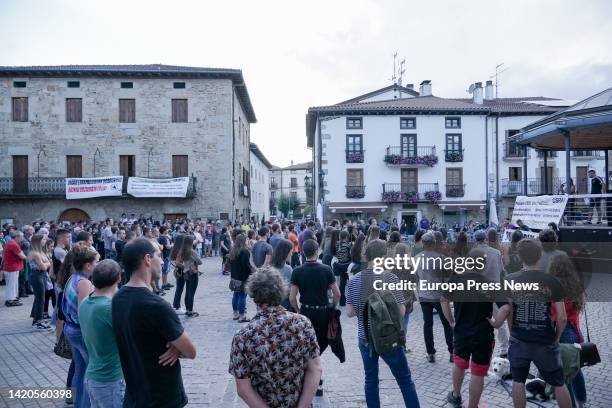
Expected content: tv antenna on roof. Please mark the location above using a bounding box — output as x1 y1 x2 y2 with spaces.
398 59 406 87
489 63 509 98
390 52 398 84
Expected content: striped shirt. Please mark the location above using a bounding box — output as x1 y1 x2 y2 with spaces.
335 242 351 264
346 269 405 340
62 272 88 326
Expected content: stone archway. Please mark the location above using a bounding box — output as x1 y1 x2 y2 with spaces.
58 208 91 224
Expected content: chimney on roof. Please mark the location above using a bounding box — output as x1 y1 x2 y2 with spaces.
485 80 494 100
472 82 483 105
291 160 294 166
419 80 432 96
406 84 414 90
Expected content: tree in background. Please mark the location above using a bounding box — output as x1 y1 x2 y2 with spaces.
277 193 300 218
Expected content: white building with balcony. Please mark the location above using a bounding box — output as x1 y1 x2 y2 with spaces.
249 143 272 223
306 81 605 229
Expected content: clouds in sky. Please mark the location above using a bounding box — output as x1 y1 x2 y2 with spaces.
1 0 611 166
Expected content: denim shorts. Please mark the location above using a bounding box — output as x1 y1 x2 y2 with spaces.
508 338 564 386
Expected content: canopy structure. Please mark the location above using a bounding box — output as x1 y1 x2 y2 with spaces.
511 88 612 150
510 88 612 196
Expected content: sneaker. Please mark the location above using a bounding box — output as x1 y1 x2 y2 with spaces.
163 283 174 289
446 391 462 408
33 321 51 330
42 313 50 319
6 300 22 307
238 317 250 323
186 311 200 317
174 308 186 315
233 313 240 320
427 353 436 363
316 387 324 397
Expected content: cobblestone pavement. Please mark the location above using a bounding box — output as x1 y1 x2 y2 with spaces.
1 256 611 407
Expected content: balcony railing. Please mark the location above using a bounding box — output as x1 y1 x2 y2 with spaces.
345 150 365 163
444 149 464 162
537 150 558 159
0 177 197 198
384 146 438 167
572 151 603 158
346 185 365 199
382 183 440 203
446 184 465 198
269 182 278 189
501 177 565 196
503 142 530 159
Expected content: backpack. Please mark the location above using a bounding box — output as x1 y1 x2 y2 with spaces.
363 291 405 355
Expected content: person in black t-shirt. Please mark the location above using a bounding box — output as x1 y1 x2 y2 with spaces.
441 248 510 408
290 239 340 398
158 226 173 290
220 227 232 275
112 238 197 408
488 239 572 408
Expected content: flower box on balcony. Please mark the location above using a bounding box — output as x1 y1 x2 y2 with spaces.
383 154 438 167
346 152 364 163
382 190 402 203
424 190 442 203
445 151 463 162
346 189 365 199
446 186 465 198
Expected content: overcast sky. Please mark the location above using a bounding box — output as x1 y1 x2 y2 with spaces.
1 0 611 167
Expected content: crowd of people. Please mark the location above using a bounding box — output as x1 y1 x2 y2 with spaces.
0 214 590 408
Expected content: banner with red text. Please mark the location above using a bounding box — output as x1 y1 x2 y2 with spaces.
66 177 123 199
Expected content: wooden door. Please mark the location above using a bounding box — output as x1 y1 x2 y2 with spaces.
401 168 418 193
172 155 188 177
119 155 135 192
66 155 83 178
59 208 91 224
12 155 28 193
576 166 588 194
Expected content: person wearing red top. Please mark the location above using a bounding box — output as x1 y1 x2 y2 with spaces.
287 224 300 268
3 231 27 306
549 254 588 408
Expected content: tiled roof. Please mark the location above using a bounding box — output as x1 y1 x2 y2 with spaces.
452 97 565 114
337 84 419 104
310 95 489 114
271 162 312 171
0 64 257 122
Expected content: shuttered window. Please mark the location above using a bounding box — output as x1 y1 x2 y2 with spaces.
120 155 135 192
66 99 83 122
172 155 188 177
347 169 363 187
66 156 83 178
119 99 136 123
172 99 188 123
446 168 463 185
12 97 28 122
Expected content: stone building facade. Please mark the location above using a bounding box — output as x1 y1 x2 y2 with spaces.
0 65 256 225
249 143 272 223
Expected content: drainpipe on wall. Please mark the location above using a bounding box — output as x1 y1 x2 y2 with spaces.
495 115 499 201
485 116 489 220
231 86 236 223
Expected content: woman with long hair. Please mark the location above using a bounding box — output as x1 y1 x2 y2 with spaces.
321 226 335 266
43 238 56 319
386 231 402 257
28 234 52 329
62 242 98 408
171 234 202 317
55 250 76 405
348 232 366 275
269 238 294 311
229 234 253 321
503 230 524 273
548 255 587 407
451 231 469 258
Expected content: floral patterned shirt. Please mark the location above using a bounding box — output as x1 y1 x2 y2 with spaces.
229 305 320 408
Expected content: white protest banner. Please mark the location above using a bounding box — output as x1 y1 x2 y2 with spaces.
510 195 568 230
127 177 190 198
66 177 123 200
501 228 540 243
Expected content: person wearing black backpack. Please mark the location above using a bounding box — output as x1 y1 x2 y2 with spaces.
346 239 420 408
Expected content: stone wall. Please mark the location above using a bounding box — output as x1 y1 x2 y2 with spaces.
0 76 249 223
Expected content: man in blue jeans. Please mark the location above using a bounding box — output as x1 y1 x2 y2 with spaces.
346 239 420 408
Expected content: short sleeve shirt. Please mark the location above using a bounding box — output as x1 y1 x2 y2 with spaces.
505 269 564 344
290 262 335 306
346 269 406 340
3 239 24 272
252 240 273 268
229 306 319 408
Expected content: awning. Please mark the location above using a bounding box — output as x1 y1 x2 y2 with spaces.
328 205 388 213
511 88 612 150
438 203 486 211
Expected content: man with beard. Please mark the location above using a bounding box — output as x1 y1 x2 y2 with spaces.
112 238 197 407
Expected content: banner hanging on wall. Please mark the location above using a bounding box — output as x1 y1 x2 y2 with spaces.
127 177 190 198
65 177 123 200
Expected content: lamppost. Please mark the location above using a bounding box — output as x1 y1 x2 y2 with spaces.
37 145 46 178
93 148 102 177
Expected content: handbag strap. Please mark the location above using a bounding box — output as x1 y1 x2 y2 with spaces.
583 301 591 343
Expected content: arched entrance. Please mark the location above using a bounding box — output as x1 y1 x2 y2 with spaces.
58 208 91 224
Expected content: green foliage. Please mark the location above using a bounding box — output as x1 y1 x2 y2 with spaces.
277 193 300 217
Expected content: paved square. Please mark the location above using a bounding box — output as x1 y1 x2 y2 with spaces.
1 257 611 407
